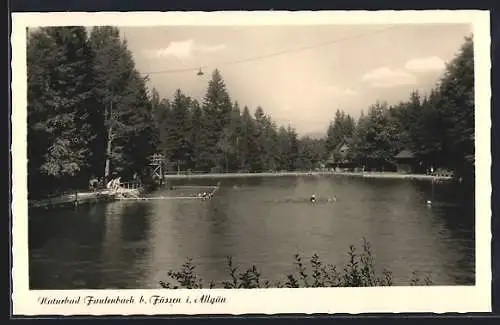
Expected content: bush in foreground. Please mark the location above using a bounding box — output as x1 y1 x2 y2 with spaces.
159 238 433 289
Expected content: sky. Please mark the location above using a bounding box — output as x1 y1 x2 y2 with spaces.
119 24 472 136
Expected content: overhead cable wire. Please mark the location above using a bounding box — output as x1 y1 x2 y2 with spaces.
141 25 400 75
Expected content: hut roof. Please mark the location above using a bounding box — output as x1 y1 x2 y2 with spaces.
394 149 415 159
334 137 353 152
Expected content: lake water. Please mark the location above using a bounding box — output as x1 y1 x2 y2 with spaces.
28 175 475 289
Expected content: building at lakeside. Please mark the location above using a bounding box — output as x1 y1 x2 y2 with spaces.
325 138 357 171
324 142 447 175
393 149 417 174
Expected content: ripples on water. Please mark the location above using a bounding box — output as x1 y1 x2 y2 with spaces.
28 175 475 289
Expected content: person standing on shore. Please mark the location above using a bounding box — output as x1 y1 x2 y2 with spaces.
89 176 98 192
114 177 122 190
133 172 139 188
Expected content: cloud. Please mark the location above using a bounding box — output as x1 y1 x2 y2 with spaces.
361 56 445 89
404 56 446 73
156 40 194 58
144 40 227 59
344 88 358 96
361 67 417 88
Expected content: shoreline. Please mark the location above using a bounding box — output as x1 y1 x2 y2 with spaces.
164 171 454 181
28 172 453 211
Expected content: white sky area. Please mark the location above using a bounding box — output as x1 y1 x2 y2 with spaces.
119 24 472 136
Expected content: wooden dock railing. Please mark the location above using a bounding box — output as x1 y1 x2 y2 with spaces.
119 181 141 189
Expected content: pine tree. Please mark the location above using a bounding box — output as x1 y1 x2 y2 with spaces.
287 125 300 171
276 126 290 171
150 87 162 122
253 106 266 171
202 69 233 171
343 114 356 139
157 98 171 162
325 109 351 154
225 101 243 171
164 89 192 171
189 99 204 170
412 89 444 167
240 106 258 171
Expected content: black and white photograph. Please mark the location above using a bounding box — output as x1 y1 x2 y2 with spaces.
11 10 491 315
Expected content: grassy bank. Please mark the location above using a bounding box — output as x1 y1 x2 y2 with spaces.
160 238 433 289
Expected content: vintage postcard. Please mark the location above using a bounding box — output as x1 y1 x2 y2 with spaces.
11 10 491 315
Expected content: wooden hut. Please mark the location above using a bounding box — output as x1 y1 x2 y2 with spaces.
326 138 356 170
394 149 416 173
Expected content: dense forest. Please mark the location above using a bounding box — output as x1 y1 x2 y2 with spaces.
27 26 474 198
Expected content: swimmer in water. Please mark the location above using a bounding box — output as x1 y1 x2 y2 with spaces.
310 194 316 203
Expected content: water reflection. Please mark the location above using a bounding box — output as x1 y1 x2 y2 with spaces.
29 176 475 289
99 202 153 288
29 204 107 289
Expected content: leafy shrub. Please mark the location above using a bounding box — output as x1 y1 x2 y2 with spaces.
160 238 432 289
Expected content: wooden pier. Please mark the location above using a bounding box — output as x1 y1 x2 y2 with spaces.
118 196 204 201
117 184 220 202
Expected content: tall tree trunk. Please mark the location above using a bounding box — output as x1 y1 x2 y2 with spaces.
104 102 113 182
225 152 228 173
235 136 240 169
104 127 113 181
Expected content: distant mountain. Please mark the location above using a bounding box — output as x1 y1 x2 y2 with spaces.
301 132 325 139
